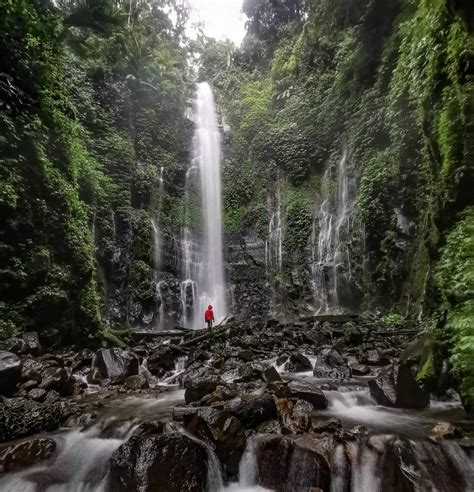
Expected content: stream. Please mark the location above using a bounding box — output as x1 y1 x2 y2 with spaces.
1 364 473 492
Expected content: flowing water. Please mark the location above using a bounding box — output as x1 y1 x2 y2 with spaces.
180 82 227 328
311 148 358 313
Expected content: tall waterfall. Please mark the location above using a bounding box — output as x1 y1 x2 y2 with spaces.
311 148 357 313
180 82 226 328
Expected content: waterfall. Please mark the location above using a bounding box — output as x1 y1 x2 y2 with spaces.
311 148 357 313
151 167 164 273
180 82 227 328
266 183 283 272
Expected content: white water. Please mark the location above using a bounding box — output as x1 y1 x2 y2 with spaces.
311 148 357 312
181 82 227 328
265 182 283 272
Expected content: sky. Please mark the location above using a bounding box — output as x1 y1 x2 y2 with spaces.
188 0 247 44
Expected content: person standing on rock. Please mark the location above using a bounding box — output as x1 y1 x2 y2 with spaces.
205 305 214 329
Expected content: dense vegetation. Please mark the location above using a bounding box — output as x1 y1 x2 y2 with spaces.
0 0 190 344
0 0 472 407
202 0 473 407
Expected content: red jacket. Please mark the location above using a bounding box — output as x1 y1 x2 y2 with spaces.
205 306 214 321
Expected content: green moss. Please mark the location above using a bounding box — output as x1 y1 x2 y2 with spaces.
100 328 128 348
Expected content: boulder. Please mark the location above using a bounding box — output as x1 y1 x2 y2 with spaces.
342 323 363 345
226 393 277 428
147 348 176 374
20 379 39 392
28 388 48 402
39 367 75 396
313 349 350 379
124 375 149 391
0 396 62 442
19 332 42 357
430 422 461 440
275 380 328 409
256 435 331 491
92 349 139 384
368 364 430 409
363 349 390 366
132 420 167 437
0 437 56 473
287 353 313 372
264 366 282 384
236 362 265 382
0 350 21 396
184 377 219 404
184 407 245 477
21 358 44 383
107 433 210 491
349 362 370 376
238 350 253 362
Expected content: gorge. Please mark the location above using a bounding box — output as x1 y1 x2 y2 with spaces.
0 0 473 490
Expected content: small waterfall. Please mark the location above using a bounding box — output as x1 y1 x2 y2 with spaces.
151 167 165 273
155 280 166 330
265 181 284 272
180 82 227 328
311 148 357 313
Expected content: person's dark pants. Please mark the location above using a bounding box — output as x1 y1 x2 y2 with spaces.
207 320 213 329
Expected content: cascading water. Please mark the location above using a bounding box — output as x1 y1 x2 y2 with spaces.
151 166 164 273
265 183 283 272
311 148 357 313
180 82 226 328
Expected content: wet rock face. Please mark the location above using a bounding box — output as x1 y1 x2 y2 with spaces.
0 396 62 442
256 435 331 491
184 376 219 404
368 364 430 409
184 407 245 478
92 349 139 384
0 350 21 396
107 433 210 492
0 437 56 473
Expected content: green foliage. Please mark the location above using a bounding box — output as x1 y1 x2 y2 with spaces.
283 187 312 251
382 313 405 325
435 207 474 411
0 0 189 344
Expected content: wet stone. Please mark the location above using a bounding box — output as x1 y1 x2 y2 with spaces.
0 437 56 473
107 432 210 492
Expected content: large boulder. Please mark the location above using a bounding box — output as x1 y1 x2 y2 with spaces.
0 395 62 442
256 435 331 491
287 353 313 372
236 362 265 382
184 407 245 477
313 348 350 379
226 393 277 428
147 347 176 375
184 376 220 404
0 350 21 396
92 349 139 384
0 437 56 473
272 380 328 409
39 367 75 396
368 364 430 409
107 433 210 491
